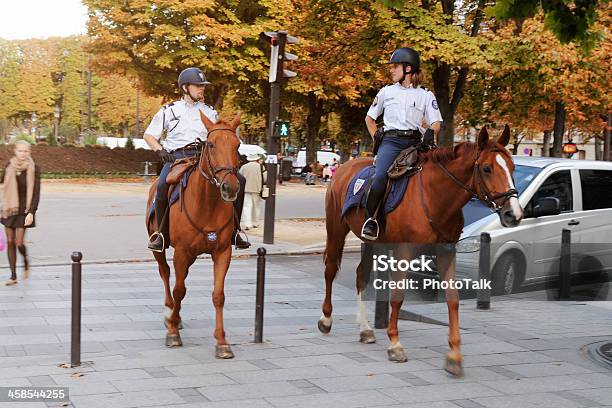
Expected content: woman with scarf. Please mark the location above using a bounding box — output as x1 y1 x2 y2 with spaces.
1 140 41 285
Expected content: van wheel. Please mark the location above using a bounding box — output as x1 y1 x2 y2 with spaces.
492 253 523 295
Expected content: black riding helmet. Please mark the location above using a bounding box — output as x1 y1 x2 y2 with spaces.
178 67 210 102
178 67 211 87
388 47 420 84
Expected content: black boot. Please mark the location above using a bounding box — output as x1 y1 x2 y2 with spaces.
232 230 251 249
361 187 385 241
231 173 250 249
148 198 169 252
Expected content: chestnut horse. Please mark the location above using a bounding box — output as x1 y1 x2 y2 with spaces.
319 126 524 376
146 113 241 359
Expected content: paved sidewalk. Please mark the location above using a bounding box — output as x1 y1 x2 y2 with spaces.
0 255 611 408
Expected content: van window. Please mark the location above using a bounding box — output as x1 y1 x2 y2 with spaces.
527 170 573 215
580 169 612 210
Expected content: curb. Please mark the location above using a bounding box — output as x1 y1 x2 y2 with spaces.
1 246 362 269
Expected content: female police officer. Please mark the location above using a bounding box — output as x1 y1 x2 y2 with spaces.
362 47 443 240
144 67 250 251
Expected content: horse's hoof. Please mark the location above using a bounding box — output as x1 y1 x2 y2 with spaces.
318 318 332 334
215 344 235 359
164 318 183 330
165 334 182 347
387 346 408 363
444 357 464 377
359 330 376 344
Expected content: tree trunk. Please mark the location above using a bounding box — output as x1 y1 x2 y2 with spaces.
551 101 565 157
429 0 485 147
542 130 551 157
306 92 323 165
604 113 611 161
594 135 602 160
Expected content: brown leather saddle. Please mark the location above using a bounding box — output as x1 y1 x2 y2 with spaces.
386 146 421 180
166 157 198 185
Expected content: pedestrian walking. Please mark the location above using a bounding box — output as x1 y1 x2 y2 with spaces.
239 153 267 230
2 140 41 286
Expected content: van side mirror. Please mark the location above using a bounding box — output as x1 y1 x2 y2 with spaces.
534 197 560 217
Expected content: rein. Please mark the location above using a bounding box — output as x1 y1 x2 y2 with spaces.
196 128 240 188
417 148 518 243
173 128 241 241
433 149 518 212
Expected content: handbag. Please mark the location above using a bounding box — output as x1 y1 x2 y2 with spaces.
260 164 269 199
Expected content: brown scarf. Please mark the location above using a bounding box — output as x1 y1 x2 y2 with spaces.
2 156 35 218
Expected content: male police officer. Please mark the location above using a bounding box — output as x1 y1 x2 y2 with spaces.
144 67 250 251
362 47 443 240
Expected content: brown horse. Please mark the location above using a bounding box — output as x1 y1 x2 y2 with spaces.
319 126 523 376
146 113 241 359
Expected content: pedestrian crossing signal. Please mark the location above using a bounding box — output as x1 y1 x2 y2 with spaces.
274 121 290 138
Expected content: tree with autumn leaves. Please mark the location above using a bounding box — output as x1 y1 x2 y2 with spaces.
0 36 161 142
2 0 609 158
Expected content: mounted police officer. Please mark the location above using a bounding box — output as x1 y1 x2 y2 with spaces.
144 67 250 252
362 47 443 240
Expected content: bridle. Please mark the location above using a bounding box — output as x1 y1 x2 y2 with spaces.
189 128 240 189
433 148 518 213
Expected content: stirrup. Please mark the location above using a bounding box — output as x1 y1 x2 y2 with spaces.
148 231 165 253
361 217 379 241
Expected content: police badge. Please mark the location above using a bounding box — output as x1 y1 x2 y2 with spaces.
353 179 365 195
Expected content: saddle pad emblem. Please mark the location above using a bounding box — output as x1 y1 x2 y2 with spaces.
207 232 217 242
353 178 365 195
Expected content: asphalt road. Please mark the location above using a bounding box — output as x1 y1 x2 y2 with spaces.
3 181 328 268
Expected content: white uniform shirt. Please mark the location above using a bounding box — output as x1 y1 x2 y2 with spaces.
366 83 442 133
144 99 218 151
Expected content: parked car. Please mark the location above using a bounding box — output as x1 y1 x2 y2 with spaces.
454 156 612 295
292 150 340 174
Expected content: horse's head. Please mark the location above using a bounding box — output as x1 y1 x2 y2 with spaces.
199 112 241 202
475 125 524 227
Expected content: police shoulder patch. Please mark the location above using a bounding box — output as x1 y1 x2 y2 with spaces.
372 96 378 107
432 99 439 110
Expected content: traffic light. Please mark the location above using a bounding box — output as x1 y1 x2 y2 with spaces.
273 121 290 139
262 30 298 83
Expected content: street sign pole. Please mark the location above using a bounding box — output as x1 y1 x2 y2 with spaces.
262 30 298 245
264 82 280 244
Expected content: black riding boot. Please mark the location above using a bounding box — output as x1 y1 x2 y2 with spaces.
361 187 385 241
148 198 169 252
232 173 250 249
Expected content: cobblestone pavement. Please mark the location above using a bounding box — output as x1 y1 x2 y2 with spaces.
0 254 610 407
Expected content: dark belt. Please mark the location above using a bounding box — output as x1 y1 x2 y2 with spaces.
171 147 200 154
383 129 422 139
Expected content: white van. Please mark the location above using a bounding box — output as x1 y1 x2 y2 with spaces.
455 157 612 294
292 150 340 173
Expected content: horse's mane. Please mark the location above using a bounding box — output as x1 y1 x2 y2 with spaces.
420 141 478 164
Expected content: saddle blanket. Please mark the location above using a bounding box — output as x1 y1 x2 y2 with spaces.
147 167 195 223
341 165 410 218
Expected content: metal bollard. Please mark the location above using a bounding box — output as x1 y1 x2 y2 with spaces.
254 247 266 343
71 252 83 367
477 233 491 310
559 229 571 300
373 245 389 329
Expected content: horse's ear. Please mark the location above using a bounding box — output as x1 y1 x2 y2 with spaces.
230 115 241 131
199 110 216 131
497 124 511 147
477 126 489 149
